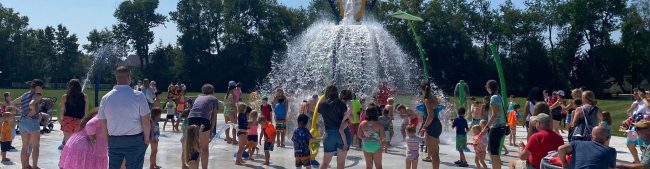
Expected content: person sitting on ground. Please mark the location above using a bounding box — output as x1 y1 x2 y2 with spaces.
558 126 616 169
510 113 563 169
39 104 51 133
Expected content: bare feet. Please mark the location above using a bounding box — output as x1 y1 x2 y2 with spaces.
235 160 247 165
225 138 232 144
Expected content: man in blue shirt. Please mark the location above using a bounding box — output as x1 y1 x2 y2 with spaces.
558 125 616 169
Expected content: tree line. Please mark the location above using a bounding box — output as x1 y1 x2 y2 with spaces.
0 0 648 97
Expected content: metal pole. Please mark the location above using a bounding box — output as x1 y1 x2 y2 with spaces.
94 59 103 107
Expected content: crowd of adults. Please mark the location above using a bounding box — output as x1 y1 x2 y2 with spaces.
1 65 650 169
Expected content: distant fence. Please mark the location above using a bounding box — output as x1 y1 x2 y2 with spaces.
11 82 113 90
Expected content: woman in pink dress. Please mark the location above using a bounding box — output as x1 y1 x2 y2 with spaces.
59 110 108 169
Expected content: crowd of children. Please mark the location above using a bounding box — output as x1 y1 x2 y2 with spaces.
171 82 528 169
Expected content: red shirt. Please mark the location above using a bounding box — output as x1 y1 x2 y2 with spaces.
525 130 564 168
261 104 273 122
375 85 394 105
409 118 418 126
549 96 558 105
263 122 276 142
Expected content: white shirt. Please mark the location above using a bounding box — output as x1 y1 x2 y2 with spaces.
639 107 650 117
634 101 649 116
98 85 150 136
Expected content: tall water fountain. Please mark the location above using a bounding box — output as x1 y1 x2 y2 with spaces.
259 0 443 139
261 0 419 97
81 43 128 106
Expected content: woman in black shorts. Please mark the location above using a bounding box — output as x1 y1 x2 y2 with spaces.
187 84 219 169
420 83 441 169
480 80 507 169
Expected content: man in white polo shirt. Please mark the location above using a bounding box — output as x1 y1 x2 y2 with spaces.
99 66 151 169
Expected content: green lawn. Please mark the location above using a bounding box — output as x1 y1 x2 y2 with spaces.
1 88 245 115
392 95 632 136
1 88 634 136
441 96 632 136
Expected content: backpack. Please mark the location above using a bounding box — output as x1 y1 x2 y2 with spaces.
571 106 599 141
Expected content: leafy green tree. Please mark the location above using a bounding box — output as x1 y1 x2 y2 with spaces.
0 3 29 82
170 0 224 89
52 25 85 82
114 0 167 72
147 42 183 86
622 4 650 84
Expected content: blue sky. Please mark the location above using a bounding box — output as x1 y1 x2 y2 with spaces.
0 0 528 50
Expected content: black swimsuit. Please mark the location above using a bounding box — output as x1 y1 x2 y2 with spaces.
425 106 442 138
189 152 199 161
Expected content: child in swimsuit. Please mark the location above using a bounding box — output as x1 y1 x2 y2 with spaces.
224 84 237 144
149 109 162 169
292 114 313 169
259 117 276 166
274 98 287 147
405 125 421 169
470 125 488 169
358 105 385 167
378 109 392 153
184 125 201 169
247 111 259 160
235 103 249 165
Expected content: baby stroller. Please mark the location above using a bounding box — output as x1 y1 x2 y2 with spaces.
15 97 57 135
39 97 57 133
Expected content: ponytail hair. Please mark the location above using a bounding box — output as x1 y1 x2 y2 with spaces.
486 80 499 95
420 82 432 100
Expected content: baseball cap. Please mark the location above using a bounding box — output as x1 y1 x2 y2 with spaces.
557 90 565 97
228 81 236 87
